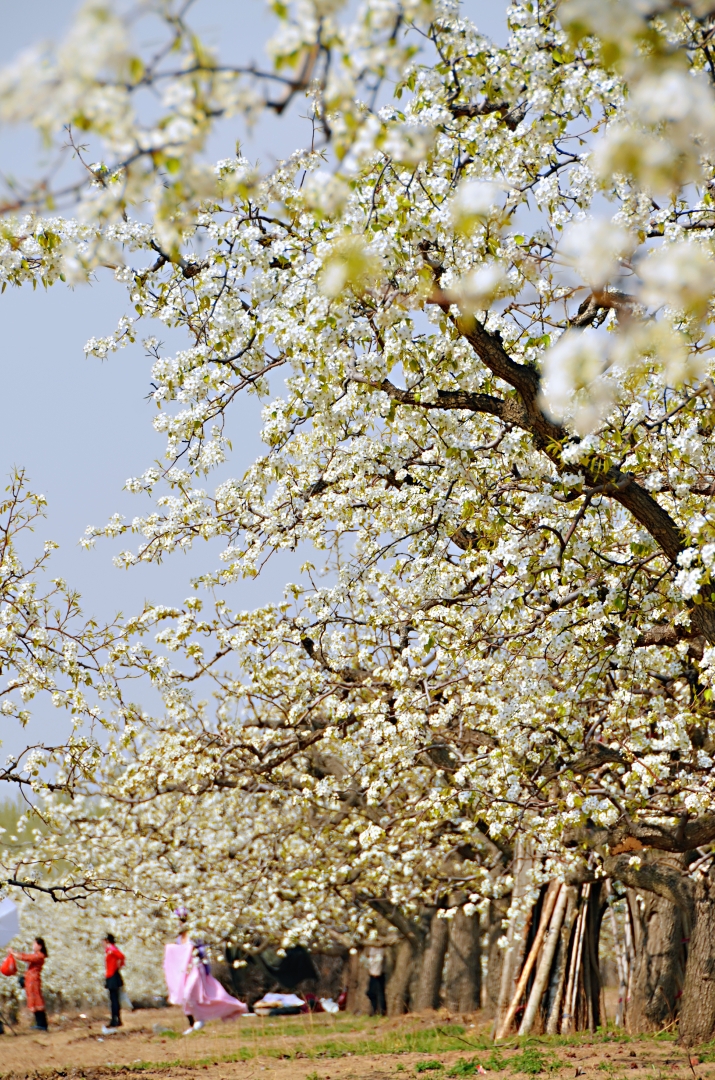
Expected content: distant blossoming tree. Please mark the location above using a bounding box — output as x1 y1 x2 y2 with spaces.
0 470 128 856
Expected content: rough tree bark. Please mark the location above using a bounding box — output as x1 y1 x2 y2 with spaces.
625 882 686 1033
605 854 715 1042
444 899 482 1013
678 869 715 1046
346 949 372 1015
387 938 416 1015
366 900 452 1015
413 909 449 1011
486 898 509 1015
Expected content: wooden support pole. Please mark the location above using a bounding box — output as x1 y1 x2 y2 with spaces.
492 839 531 1038
561 888 584 1035
623 893 636 1027
604 882 628 1027
562 883 590 1034
545 886 579 1035
582 904 594 1031
496 881 561 1040
518 882 567 1036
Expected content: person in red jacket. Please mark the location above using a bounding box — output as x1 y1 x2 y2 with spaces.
103 933 126 1032
12 937 48 1031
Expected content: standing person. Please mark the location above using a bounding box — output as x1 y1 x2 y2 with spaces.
103 933 125 1033
11 938 48 1031
175 907 203 1033
173 907 214 1033
164 907 247 1034
365 946 386 1016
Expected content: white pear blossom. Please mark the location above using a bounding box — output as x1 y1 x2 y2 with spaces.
639 241 715 317
559 218 635 288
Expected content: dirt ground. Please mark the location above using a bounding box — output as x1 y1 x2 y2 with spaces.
0 1007 712 1080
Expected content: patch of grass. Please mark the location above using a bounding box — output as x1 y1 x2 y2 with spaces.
447 1057 480 1076
253 1017 370 1038
313 1023 468 1060
0 1021 698 1080
93 1018 690 1080
508 1047 559 1076
311 1041 353 1059
233 1048 258 1062
539 1032 622 1048
434 1026 492 1053
483 1050 506 1072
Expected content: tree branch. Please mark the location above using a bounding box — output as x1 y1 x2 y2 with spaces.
354 304 715 640
568 813 715 857
351 375 511 423
6 878 95 902
365 897 427 946
603 855 694 912
539 741 625 784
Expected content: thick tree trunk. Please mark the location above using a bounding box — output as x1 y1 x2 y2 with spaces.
679 871 715 1045
413 910 449 1011
386 938 416 1015
585 883 604 1031
346 949 372 1014
486 898 509 1015
603 855 715 1041
444 902 482 1013
625 886 685 1033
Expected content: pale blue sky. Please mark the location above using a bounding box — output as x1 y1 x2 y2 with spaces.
0 0 508 758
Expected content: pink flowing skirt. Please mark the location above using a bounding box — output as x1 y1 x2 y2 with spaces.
164 942 248 1021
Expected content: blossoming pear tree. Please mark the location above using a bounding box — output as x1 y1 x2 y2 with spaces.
0 470 129 863
30 672 503 1013
8 0 715 1038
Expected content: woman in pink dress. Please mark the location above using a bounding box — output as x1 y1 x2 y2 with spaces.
164 909 247 1034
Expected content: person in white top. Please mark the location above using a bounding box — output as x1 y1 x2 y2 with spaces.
364 946 386 1015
